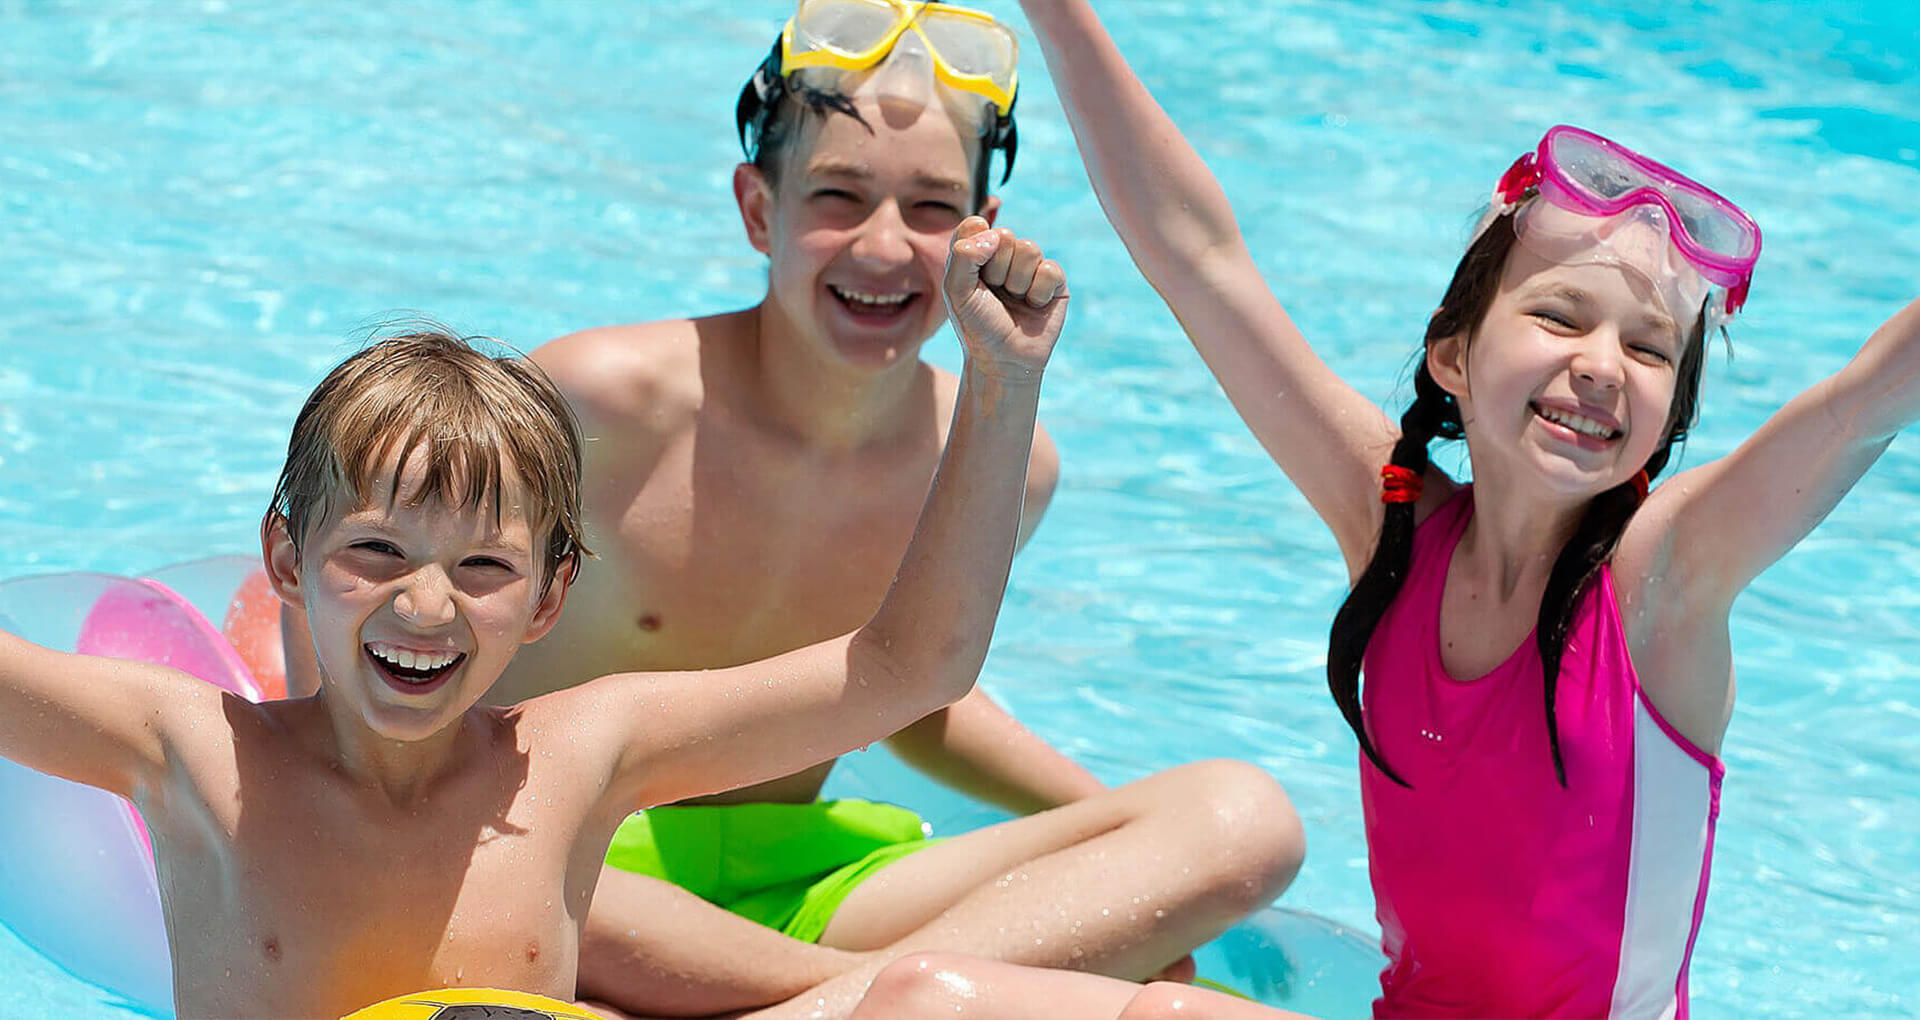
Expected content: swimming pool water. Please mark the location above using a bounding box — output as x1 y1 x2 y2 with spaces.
3 1 1918 1016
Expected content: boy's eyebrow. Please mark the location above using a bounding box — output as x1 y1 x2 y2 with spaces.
806 159 969 195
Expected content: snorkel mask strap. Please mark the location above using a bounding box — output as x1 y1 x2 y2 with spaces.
1494 151 1542 212
988 91 1017 185
736 38 787 160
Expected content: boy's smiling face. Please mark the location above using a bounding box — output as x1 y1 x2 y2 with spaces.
737 83 1000 372
269 446 569 742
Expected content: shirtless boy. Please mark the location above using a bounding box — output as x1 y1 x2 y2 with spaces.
508 4 1302 1016
0 221 1060 1019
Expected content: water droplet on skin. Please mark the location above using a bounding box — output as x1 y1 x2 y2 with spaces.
1154 909 1166 919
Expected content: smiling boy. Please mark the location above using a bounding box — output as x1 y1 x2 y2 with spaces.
0 217 1064 1019
493 5 1301 1018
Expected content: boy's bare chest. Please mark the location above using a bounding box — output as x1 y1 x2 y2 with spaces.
159 762 597 1017
597 427 939 665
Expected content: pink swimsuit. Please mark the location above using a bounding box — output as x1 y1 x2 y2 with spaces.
1360 488 1722 1019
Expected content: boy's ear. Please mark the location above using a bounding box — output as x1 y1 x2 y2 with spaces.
1427 331 1472 402
976 193 1001 227
522 556 577 646
261 516 305 610
734 163 775 257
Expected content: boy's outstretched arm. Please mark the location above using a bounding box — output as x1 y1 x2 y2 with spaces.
1018 0 1406 573
577 218 1069 809
0 630 213 800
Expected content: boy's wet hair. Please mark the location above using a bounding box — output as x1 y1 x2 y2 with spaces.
1326 212 1710 788
733 43 1013 213
265 326 589 591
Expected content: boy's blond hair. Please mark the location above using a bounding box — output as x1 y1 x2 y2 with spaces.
266 328 588 589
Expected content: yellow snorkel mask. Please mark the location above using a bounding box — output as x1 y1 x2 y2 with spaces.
737 0 1021 185
782 0 1019 116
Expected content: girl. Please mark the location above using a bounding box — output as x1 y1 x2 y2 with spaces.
848 1 1920 1018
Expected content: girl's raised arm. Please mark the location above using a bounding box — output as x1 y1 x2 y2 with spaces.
1623 295 1920 741
1643 296 1920 592
1018 0 1405 569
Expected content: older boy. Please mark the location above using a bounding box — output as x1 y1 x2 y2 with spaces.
515 6 1303 1017
0 218 1060 1019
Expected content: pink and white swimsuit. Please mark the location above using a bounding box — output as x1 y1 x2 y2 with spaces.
1360 488 1723 1019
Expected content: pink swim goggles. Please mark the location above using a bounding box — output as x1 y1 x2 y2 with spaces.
1486 125 1761 323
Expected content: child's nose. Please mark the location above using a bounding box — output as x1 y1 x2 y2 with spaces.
392 566 456 627
1572 330 1625 390
849 200 915 268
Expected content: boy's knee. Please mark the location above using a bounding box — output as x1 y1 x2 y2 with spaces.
1117 981 1204 1020
1168 759 1306 911
850 953 977 1019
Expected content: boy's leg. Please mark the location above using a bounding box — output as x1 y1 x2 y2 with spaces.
846 953 1319 1020
848 954 1139 1020
579 759 1301 1018
578 866 873 1016
746 760 1300 1018
822 759 1301 972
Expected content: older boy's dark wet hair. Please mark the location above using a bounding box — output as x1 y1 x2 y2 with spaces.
736 42 1012 213
1326 211 1711 788
265 326 589 591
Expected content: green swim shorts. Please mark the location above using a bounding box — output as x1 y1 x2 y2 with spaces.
604 799 941 943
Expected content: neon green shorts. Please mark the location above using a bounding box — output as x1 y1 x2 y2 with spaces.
604 799 941 943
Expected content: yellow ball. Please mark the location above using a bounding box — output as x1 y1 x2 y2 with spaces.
341 987 603 1020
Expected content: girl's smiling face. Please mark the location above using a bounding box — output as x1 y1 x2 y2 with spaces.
269 449 569 743
1431 241 1689 501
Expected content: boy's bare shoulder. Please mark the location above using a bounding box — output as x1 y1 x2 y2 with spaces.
531 310 754 436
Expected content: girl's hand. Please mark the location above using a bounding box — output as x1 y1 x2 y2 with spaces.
942 216 1069 380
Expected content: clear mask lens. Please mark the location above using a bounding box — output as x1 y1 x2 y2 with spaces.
793 0 901 56
1515 201 1715 331
870 30 936 110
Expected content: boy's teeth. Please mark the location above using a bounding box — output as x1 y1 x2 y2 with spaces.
368 643 459 670
835 286 909 307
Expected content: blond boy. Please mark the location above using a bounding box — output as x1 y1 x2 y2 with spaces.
0 218 1060 1018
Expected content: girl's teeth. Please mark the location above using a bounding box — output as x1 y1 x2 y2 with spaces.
1541 407 1613 438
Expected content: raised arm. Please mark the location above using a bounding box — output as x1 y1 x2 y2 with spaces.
1018 0 1401 566
1621 296 1920 741
580 219 1069 809
0 629 212 801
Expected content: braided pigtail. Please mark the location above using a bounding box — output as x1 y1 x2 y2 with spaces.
1326 214 1519 787
1328 374 1456 786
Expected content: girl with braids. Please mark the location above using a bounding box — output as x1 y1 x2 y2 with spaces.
844 2 1920 1019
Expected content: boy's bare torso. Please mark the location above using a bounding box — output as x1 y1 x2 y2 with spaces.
157 694 621 1018
500 309 1010 805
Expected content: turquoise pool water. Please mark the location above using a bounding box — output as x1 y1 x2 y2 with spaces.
3 0 1918 1016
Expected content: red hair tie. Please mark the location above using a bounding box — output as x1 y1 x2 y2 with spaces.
1630 470 1650 501
1381 465 1423 504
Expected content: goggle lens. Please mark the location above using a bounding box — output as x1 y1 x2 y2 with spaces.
918 12 1017 87
793 0 903 58
1544 128 1758 263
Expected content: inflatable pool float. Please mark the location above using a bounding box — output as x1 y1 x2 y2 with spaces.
0 557 1383 1018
